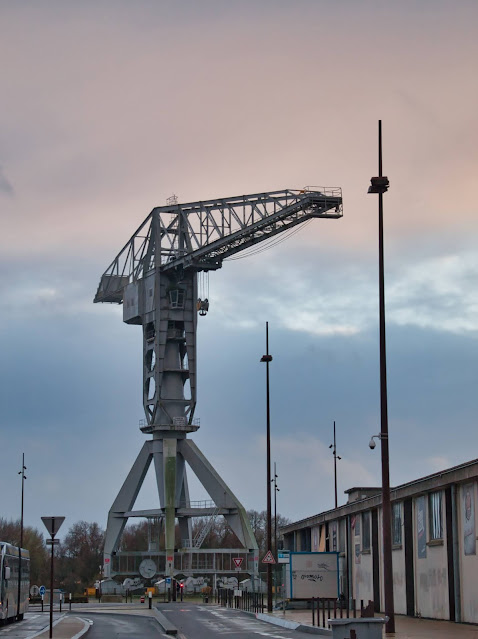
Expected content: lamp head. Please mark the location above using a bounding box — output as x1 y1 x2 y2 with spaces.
368 176 390 194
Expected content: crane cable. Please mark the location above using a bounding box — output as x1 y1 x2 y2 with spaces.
225 218 313 261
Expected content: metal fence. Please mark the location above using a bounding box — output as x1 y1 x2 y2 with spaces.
215 588 264 613
310 598 374 629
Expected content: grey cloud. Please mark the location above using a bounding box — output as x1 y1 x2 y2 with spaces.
0 166 14 196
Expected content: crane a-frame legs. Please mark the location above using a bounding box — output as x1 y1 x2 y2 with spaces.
103 435 258 578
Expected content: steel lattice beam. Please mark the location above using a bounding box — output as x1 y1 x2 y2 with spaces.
94 187 342 303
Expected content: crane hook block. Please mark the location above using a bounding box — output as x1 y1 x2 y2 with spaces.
197 298 209 317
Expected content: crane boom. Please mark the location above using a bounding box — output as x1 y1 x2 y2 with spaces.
94 187 342 304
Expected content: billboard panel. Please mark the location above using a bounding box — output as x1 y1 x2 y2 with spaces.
290 552 339 599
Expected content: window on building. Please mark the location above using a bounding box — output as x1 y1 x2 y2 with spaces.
362 512 371 551
354 514 361 537
392 502 402 545
339 519 346 553
429 491 443 540
169 288 185 309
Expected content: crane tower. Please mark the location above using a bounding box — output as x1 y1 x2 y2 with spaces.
94 187 342 579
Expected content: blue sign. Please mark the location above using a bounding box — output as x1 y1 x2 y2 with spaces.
39 585 46 596
165 577 171 584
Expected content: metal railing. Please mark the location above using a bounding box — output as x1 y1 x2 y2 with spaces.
188 499 215 509
310 598 375 629
216 587 264 613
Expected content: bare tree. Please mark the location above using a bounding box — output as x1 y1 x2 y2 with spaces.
56 521 104 594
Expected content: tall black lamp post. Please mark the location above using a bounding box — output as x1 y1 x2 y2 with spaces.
329 422 341 509
368 119 394 634
272 462 279 557
272 462 280 604
17 454 27 620
260 321 273 613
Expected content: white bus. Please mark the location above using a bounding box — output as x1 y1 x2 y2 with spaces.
0 542 30 624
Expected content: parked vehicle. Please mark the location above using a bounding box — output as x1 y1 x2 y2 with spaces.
0 542 30 624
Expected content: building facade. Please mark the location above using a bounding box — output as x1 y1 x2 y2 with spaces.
281 458 478 623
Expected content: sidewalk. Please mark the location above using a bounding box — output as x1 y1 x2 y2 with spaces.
30 616 90 639
263 607 478 638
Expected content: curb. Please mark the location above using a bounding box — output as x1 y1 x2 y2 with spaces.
152 608 178 635
256 612 332 636
297 624 332 635
70 617 93 639
256 613 300 630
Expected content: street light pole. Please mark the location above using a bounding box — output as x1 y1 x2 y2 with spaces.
368 119 395 634
260 321 273 613
17 454 27 620
272 462 280 607
273 462 279 557
329 422 341 509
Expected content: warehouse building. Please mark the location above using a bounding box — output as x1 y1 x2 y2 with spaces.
281 458 478 623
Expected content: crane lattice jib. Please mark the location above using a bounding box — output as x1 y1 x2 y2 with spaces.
94 187 342 304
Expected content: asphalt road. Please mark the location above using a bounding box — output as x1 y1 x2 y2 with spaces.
84 612 169 638
0 612 64 639
159 602 320 638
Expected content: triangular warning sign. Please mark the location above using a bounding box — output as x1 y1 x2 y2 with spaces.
262 550 276 564
233 557 243 568
41 517 65 538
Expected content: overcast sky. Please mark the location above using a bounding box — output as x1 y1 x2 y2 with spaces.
1 0 477 539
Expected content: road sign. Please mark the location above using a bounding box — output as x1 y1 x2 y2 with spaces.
30 585 39 597
262 550 276 564
46 538 60 546
39 585 46 596
233 557 243 570
165 577 171 585
41 516 65 537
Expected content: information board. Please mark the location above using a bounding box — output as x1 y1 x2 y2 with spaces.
290 552 339 599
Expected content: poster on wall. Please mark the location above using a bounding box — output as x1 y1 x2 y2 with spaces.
331 522 337 552
463 483 476 556
290 552 339 599
354 543 361 564
417 496 427 558
355 514 361 537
